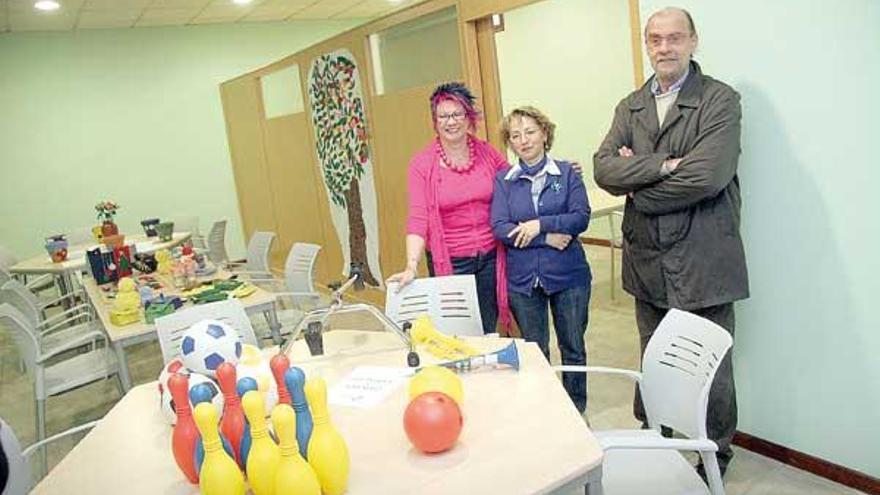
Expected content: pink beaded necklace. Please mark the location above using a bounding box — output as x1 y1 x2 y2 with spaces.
435 136 476 172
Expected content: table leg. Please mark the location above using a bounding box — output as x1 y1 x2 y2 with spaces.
264 306 282 345
584 464 604 495
113 341 133 391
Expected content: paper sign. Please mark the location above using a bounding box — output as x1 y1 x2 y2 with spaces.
328 366 413 408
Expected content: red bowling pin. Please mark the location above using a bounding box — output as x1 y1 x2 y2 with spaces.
269 353 292 406
215 362 246 467
169 372 200 483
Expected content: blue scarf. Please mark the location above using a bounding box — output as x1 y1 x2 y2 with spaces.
519 155 547 177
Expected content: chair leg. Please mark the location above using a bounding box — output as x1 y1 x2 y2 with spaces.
700 451 726 495
35 398 48 476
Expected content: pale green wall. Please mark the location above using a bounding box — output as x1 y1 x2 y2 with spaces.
635 1 879 476
495 0 634 239
0 20 363 261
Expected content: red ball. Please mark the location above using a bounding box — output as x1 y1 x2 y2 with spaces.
403 391 463 453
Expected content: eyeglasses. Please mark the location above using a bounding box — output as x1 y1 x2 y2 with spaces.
436 111 466 123
646 33 691 48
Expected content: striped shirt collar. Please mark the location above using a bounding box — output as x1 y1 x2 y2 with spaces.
650 67 690 96
504 155 561 181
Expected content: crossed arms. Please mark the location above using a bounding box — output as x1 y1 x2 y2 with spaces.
593 90 742 216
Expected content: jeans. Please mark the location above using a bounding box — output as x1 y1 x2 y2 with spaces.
509 285 590 412
426 249 498 335
634 300 738 473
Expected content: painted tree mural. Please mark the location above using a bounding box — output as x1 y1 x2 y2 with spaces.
308 49 382 287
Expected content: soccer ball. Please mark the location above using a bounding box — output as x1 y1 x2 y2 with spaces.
159 372 224 425
236 344 278 416
180 319 243 378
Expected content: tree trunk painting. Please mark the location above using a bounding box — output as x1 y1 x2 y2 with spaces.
307 49 382 287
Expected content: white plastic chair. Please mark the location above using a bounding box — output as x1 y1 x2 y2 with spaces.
206 220 229 265
154 299 259 364
173 216 206 250
0 416 99 494
385 275 483 337
259 243 324 333
0 280 99 354
0 250 56 298
0 304 123 446
555 309 731 495
228 231 276 278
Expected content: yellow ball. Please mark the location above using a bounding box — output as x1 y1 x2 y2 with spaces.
409 366 463 405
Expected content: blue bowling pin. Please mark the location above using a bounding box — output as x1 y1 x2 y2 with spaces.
189 383 236 473
235 377 259 467
283 367 313 459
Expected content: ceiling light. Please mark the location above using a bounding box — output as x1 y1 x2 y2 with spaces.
34 0 60 11
232 0 252 5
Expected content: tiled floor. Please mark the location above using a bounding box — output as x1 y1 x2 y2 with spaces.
0 245 867 494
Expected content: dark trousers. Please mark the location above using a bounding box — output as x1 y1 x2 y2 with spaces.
509 285 590 412
426 249 498 335
634 300 738 471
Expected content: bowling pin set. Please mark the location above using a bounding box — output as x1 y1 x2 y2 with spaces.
166 353 350 495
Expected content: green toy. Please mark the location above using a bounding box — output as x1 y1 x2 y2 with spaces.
145 301 176 323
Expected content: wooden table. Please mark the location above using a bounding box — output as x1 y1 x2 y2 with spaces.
31 330 604 494
81 268 281 390
8 232 191 298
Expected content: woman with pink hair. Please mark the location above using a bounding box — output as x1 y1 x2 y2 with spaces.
386 82 510 334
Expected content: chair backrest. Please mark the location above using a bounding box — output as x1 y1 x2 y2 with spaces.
245 232 276 273
640 309 733 440
0 281 42 329
0 268 13 287
207 220 228 264
0 245 18 270
154 299 259 364
284 243 321 293
0 416 29 495
0 304 39 375
384 275 483 337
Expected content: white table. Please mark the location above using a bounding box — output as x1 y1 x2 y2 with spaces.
31 331 604 494
9 232 191 299
81 268 281 390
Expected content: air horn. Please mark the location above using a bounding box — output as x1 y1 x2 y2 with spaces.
437 341 519 373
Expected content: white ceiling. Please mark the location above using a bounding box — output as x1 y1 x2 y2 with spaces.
0 0 420 32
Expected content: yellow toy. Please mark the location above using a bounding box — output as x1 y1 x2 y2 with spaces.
192 403 245 495
409 365 464 404
305 377 349 495
230 283 256 299
271 404 321 495
156 249 173 276
242 391 281 495
110 277 141 326
410 315 479 360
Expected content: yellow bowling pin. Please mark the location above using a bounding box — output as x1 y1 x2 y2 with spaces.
270 404 321 495
192 403 245 495
241 391 281 495
305 377 350 495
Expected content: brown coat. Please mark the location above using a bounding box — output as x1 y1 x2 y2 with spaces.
593 61 749 309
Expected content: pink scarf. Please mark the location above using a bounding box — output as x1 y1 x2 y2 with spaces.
423 137 512 333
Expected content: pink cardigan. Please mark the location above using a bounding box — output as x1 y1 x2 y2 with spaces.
406 136 512 330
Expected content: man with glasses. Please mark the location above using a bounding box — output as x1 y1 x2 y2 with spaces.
593 7 748 477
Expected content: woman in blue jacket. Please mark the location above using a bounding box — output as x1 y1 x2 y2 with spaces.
491 106 592 413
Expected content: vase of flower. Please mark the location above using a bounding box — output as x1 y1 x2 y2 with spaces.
95 201 120 238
